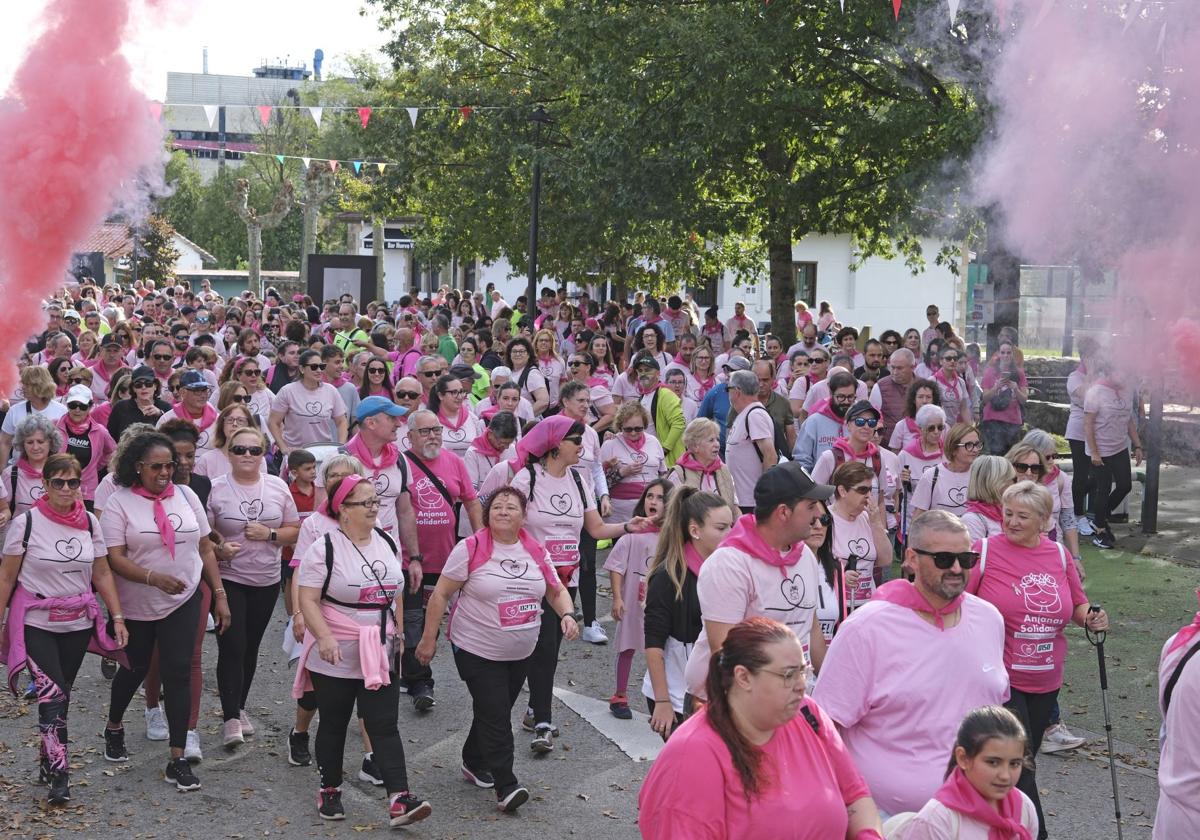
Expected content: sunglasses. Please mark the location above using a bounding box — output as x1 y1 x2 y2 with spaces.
924 424 945 432
138 461 177 472
911 547 980 570
818 512 832 527
306 364 327 371
48 477 82 490
622 426 645 434
152 354 174 361
240 369 260 377
1013 462 1045 475
367 367 387 375
562 436 584 445
230 394 252 404
421 371 439 378
230 445 265 457
132 380 155 389
394 390 420 400
942 355 960 362
68 378 86 386
849 485 873 496
66 402 90 411
850 417 879 428
568 360 588 367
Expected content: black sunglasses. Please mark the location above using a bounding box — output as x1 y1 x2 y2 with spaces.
562 436 584 445
818 512 832 527
48 477 82 490
68 378 85 386
394 390 420 400
1013 462 1045 475
152 354 173 361
911 548 980 570
305 363 327 371
230 394 253 404
367 367 387 374
66 402 90 411
230 445 265 457
132 380 155 388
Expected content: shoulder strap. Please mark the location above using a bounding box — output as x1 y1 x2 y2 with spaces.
930 465 940 499
373 526 398 556
406 452 455 508
1054 540 1067 572
1164 639 1200 715
9 463 17 516
526 463 537 500
650 388 660 425
321 533 335 601
744 404 774 463
978 537 988 580
570 466 587 509
516 364 533 391
22 511 33 553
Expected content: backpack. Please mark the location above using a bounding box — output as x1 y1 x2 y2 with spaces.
831 444 883 484
742 404 790 463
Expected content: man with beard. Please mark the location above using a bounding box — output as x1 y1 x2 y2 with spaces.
401 410 483 712
812 511 1008 817
793 370 857 471
853 339 888 388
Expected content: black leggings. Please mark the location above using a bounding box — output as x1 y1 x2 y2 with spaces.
215 579 279 721
1006 687 1058 840
1067 438 1092 517
578 532 598 626
454 647 530 795
25 627 91 773
400 572 439 692
1091 449 1132 530
527 587 576 725
109 588 202 749
310 671 409 792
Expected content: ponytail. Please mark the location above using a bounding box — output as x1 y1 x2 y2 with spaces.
648 487 727 600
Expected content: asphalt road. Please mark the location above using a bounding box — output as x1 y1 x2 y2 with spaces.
0 583 1161 839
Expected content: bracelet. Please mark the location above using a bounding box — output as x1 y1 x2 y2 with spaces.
655 697 670 703
214 588 227 597
112 614 125 622
145 569 153 585
292 610 302 618
623 522 631 534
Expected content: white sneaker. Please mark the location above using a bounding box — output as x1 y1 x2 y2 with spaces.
1076 517 1095 537
238 710 255 737
1041 722 1086 753
581 621 608 645
184 730 203 763
206 614 216 633
145 705 169 741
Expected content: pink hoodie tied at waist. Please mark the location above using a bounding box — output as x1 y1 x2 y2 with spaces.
291 602 397 697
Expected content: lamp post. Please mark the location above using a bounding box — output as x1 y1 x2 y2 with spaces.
527 105 552 311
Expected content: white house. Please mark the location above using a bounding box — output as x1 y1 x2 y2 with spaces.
72 222 217 286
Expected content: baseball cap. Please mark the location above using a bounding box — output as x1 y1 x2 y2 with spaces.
66 385 94 405
633 356 660 371
722 356 751 372
100 334 121 348
448 363 481 381
356 395 409 422
753 462 834 512
179 370 210 390
846 400 880 422
130 365 156 385
62 309 81 321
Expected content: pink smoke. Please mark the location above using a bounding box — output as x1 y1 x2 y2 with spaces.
976 1 1200 393
0 0 165 395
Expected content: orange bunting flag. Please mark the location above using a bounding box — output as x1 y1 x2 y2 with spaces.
460 106 473 120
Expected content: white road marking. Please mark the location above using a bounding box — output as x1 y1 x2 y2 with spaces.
552 688 664 762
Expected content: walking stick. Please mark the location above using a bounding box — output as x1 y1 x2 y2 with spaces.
1086 604 1124 840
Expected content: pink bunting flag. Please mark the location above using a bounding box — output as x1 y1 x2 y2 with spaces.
148 101 163 121
893 0 902 20
358 107 372 128
460 106 473 120
328 160 339 172
257 105 272 124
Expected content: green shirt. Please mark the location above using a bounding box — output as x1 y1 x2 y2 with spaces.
437 334 459 365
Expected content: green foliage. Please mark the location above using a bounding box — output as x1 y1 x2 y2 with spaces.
134 215 181 286
159 151 203 237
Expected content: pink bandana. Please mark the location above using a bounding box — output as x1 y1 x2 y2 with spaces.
1167 588 1200 656
966 500 1004 523
345 434 399 472
932 767 1032 840
172 401 217 432
684 543 706 578
720 514 803 569
874 579 964 631
34 497 89 531
130 483 177 560
675 452 723 476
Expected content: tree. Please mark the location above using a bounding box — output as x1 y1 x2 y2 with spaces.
158 151 203 238
232 177 294 295
133 215 181 286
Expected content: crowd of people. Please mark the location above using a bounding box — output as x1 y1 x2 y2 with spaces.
0 277 1193 839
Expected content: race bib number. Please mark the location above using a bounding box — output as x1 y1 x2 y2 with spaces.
359 583 397 606
544 538 580 567
498 594 541 630
48 606 86 623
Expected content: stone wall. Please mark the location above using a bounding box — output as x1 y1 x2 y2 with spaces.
1023 399 1200 466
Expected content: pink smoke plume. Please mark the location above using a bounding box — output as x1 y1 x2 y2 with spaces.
976 1 1200 393
0 0 164 395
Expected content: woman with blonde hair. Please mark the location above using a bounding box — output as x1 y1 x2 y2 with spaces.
666 418 738 519
1017 430 1081 562
961 455 1017 541
909 422 983 521
0 367 67 470
600 401 666 523
532 328 566 409
194 403 261 480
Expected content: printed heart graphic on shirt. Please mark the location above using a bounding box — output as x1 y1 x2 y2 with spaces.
847 538 870 559
239 499 263 520
445 427 467 442
947 487 967 506
30 484 45 500
1019 643 1038 657
779 574 808 608
54 538 83 562
499 557 529 578
303 401 324 416
632 452 648 466
361 559 389 582
549 493 572 514
167 512 184 531
373 474 390 497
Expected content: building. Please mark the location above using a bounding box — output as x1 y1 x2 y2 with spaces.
72 222 217 286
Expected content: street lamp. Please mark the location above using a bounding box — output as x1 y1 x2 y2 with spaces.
527 105 553 311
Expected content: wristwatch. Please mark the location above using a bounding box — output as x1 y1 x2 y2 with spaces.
269 529 278 542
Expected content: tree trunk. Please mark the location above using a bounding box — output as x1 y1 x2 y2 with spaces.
373 219 386 294
768 236 796 347
247 224 262 298
300 201 319 282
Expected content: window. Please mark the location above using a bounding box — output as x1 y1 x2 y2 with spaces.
793 262 817 307
688 273 718 308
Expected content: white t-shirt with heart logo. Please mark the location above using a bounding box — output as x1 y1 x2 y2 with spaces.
270 381 348 449
829 508 880 609
510 464 596 587
207 474 299 587
910 462 970 518
2 466 46 518
2 509 107 632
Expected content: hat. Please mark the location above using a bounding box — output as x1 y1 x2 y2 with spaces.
356 395 409 422
722 356 751 372
65 385 93 406
448 363 481 381
754 462 834 511
179 370 210 391
180 305 196 316
846 400 880 422
633 356 661 370
62 309 81 321
100 334 122 348
130 365 156 385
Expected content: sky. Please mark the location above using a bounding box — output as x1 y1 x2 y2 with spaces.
0 0 392 100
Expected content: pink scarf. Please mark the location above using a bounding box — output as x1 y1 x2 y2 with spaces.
470 430 506 460
172 401 217 432
933 767 1032 840
466 528 558 587
684 543 706 578
623 431 647 453
721 514 803 569
17 458 43 480
832 437 877 463
130 483 177 560
34 497 89 531
695 374 716 400
903 437 943 461
1041 463 1062 485
902 416 919 436
439 406 470 432
809 398 843 425
966 500 1004 523
672 352 687 365
345 434 399 472
1166 588 1200 656
586 376 606 388
293 604 395 696
675 452 723 475
935 368 962 401
875 579 964 631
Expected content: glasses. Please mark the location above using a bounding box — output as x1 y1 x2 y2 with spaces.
832 394 855 403
225 417 249 428
66 402 90 411
1013 462 1045 475
809 357 828 364
152 354 173 361
568 360 587 367
442 388 465 397
230 394 252 404
942 355 960 362
240 369 260 377
48 477 82 490
342 498 382 510
395 390 420 400
367 367 387 375
924 424 945 432
132 380 155 389
306 363 327 371
850 417 879 428
411 427 443 437
818 512 832 527
911 547 980 570
758 666 805 688
420 371 439 378
562 436 584 446
622 426 645 434
230 445 265 457
68 378 85 385
957 441 984 452
138 461 177 473
849 485 873 496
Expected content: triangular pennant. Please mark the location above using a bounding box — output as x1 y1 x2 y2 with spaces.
375 162 387 174
148 101 163 121
948 0 960 23
275 154 285 164
309 106 323 127
202 104 218 129
301 156 311 169
459 105 474 120
328 160 339 172
352 161 362 174
406 107 418 127
257 105 272 124
892 0 902 20
358 106 372 128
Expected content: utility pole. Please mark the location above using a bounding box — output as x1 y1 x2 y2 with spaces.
527 105 552 309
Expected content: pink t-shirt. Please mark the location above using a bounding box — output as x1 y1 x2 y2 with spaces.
317 448 410 537
296 529 402 680
829 509 880 609
726 404 776 507
3 509 106 632
536 357 566 407
980 366 1027 425
156 408 216 451
438 408 485 459
292 510 338 568
638 701 869 840
1083 382 1132 457
404 449 477 574
509 465 596 588
511 365 548 409
962 511 1003 542
967 535 1087 694
602 530 656 653
2 466 44 517
270 381 347 449
685 542 821 697
441 538 559 661
910 462 970 517
207 474 299 587
811 596 1008 815
896 794 1038 840
1155 632 1200 839
99 485 211 621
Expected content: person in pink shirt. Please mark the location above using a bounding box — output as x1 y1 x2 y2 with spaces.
267 349 349 456
813 510 1009 817
640 617 883 840
415 486 576 813
1154 590 1200 839
723 301 756 351
428 373 484 459
1083 359 1143 550
56 385 116 510
908 423 981 534
828 462 893 613
966 481 1107 840
725 369 779 511
401 409 483 711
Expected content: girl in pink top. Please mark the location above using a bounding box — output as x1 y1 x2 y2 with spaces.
415 487 575 812
966 481 1107 840
640 618 882 840
604 480 670 719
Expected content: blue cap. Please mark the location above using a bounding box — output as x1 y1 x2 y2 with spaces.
179 370 210 390
356 396 408 422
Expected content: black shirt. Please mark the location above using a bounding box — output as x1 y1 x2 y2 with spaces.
643 566 702 650
106 398 172 442
185 473 212 509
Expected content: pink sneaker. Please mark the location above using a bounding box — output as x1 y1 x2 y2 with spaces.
222 718 243 748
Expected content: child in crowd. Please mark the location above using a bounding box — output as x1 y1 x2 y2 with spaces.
282 450 317 620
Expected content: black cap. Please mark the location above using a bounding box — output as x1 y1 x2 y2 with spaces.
448 363 480 381
130 365 156 385
846 400 879 422
754 462 834 511
100 334 121 348
633 356 661 370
